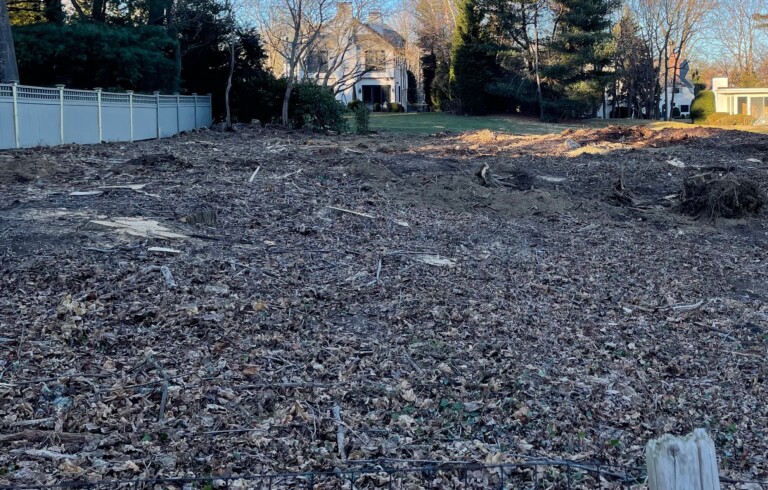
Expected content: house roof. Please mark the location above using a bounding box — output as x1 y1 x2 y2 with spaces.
373 25 405 48
714 87 768 95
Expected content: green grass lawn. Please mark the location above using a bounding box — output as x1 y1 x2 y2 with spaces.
362 112 768 136
367 112 638 134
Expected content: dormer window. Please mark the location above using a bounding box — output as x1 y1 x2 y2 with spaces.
365 50 386 71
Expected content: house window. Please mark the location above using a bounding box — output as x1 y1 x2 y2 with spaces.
680 104 689 113
737 96 748 115
365 50 386 71
306 51 328 73
362 85 390 104
673 88 681 94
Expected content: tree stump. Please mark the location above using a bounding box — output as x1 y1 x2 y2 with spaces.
646 429 720 490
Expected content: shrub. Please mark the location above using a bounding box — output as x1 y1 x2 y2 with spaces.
690 89 715 123
353 104 370 135
232 75 286 124
390 102 401 112
672 107 681 118
704 113 753 126
347 100 363 111
291 82 347 131
373 103 381 112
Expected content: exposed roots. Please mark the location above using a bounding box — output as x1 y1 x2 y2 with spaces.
680 174 764 219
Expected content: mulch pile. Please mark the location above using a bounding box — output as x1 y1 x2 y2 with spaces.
1 125 767 486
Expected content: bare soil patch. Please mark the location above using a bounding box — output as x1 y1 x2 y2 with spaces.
1 125 768 486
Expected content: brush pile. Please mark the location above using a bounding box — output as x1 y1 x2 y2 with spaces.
680 173 764 218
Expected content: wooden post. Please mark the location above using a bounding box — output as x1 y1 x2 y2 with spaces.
646 429 720 490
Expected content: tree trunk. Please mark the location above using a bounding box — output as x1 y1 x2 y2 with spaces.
91 0 106 22
663 44 669 121
532 5 544 121
225 41 235 129
44 0 65 23
282 78 294 127
0 0 18 83
646 429 720 490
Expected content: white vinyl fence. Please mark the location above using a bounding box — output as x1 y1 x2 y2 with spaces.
0 83 212 149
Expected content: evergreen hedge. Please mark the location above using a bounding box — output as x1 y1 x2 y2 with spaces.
690 90 715 123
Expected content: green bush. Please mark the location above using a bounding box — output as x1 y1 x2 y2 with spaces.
353 104 370 135
390 102 401 112
704 113 753 126
690 90 715 123
347 100 363 111
373 103 381 112
291 82 347 131
672 107 681 118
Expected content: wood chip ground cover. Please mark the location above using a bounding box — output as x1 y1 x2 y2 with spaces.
0 126 767 486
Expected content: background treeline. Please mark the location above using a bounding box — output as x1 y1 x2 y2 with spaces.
419 0 660 119
8 0 284 123
416 0 768 120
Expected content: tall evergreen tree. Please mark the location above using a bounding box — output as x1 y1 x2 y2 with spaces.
0 0 19 82
451 0 494 114
543 0 618 118
607 10 656 118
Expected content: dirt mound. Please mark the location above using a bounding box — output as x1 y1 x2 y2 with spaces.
0 156 58 184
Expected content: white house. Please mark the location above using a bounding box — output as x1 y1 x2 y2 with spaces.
711 77 768 124
297 3 409 111
660 70 695 118
597 58 695 119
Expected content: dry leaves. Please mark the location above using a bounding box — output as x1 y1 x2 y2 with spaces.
1 125 767 485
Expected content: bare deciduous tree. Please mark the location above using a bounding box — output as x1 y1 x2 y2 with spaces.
631 0 712 119
303 0 389 98
712 0 766 85
254 0 333 125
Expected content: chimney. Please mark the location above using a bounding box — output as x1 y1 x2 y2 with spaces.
367 11 383 25
336 2 352 18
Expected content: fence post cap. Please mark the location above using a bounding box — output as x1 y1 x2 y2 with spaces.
126 90 134 94
153 91 161 95
55 84 65 89
94 87 102 92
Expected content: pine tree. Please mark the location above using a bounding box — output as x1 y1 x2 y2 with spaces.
543 0 618 118
608 10 656 118
450 0 494 115
0 0 19 82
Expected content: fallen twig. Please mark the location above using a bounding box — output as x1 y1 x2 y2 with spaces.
275 169 303 180
333 402 347 460
9 449 77 461
146 356 170 422
248 166 261 183
0 430 101 443
326 206 375 219
670 299 706 313
160 266 177 288
8 417 56 428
